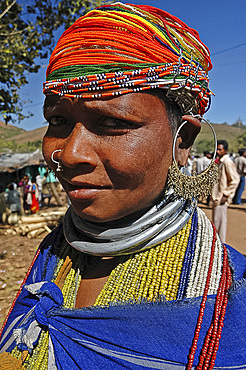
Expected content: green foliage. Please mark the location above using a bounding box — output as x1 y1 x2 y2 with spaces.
194 139 214 154
232 118 245 128
0 138 42 152
0 0 106 123
237 132 246 148
192 121 246 155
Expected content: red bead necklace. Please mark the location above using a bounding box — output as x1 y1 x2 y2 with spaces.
187 224 231 369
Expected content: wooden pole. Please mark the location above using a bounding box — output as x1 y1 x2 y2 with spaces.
27 228 47 239
50 182 63 206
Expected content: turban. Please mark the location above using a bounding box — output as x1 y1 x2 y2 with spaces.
44 2 212 115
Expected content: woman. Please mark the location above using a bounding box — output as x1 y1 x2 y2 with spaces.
0 3 245 369
29 177 40 214
6 183 21 215
19 175 32 213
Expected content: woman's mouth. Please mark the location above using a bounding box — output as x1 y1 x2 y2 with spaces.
65 181 113 200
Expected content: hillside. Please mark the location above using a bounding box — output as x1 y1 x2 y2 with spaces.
8 126 47 143
0 121 48 153
194 122 246 154
0 120 25 140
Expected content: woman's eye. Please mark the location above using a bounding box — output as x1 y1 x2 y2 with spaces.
47 116 66 126
102 118 133 129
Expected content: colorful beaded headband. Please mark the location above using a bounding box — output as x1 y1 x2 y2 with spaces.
43 2 213 115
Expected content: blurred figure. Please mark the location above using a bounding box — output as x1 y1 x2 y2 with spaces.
38 159 46 178
196 150 212 174
46 169 63 206
197 151 212 205
185 154 193 174
41 172 52 207
19 175 32 213
0 183 7 221
233 148 246 205
36 173 43 206
211 140 239 242
6 183 21 214
29 177 40 214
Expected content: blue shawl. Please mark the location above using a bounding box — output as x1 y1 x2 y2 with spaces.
0 225 246 369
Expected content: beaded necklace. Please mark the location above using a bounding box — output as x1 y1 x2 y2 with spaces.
10 208 230 369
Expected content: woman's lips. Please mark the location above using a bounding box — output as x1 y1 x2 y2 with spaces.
65 182 113 200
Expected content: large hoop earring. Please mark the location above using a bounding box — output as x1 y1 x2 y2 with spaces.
51 149 63 172
167 117 218 200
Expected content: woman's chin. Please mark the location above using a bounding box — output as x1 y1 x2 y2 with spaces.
72 209 129 223
69 197 158 224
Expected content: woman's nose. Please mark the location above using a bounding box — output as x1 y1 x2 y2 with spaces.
60 122 99 169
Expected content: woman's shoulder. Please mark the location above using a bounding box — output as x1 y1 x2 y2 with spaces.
225 244 246 280
21 223 66 284
38 223 65 254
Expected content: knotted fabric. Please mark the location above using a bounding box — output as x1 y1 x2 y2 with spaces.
27 282 64 326
1 282 64 352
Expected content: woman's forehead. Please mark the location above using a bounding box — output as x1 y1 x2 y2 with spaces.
44 91 169 119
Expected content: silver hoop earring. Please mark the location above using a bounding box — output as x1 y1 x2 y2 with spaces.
51 149 63 172
167 116 218 200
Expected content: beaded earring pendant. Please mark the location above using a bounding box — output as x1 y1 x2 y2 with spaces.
167 117 218 200
167 160 218 200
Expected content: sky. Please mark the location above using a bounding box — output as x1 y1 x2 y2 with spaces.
4 0 246 131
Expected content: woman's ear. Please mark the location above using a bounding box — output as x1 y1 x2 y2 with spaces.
175 115 201 166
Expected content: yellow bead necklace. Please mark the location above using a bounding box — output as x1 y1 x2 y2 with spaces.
12 218 192 369
94 218 191 305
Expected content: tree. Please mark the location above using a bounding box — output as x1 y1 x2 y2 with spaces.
232 117 245 128
237 132 246 148
0 0 104 123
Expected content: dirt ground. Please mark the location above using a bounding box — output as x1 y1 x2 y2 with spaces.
0 191 245 328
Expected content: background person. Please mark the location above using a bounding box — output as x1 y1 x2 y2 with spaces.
46 168 63 206
196 151 212 205
5 183 21 214
185 154 193 174
196 150 212 175
29 177 40 214
233 148 246 205
35 173 43 207
38 159 46 178
0 184 7 222
211 140 240 242
19 174 32 213
41 171 52 207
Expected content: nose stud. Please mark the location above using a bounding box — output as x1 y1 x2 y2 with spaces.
51 149 63 172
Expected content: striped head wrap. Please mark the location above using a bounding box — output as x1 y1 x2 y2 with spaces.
43 2 213 115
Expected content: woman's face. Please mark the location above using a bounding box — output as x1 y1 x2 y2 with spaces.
43 91 173 222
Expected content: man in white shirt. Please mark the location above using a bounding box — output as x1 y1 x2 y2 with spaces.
211 140 239 242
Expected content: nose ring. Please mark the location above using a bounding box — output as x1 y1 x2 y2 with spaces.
51 149 63 172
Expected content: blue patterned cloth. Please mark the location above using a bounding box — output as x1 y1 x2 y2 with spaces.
0 225 245 369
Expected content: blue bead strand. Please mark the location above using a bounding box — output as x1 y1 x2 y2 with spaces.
176 211 198 300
